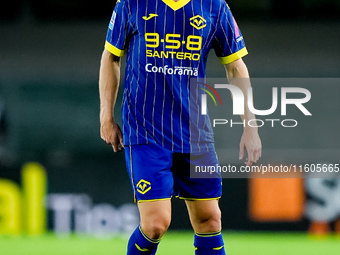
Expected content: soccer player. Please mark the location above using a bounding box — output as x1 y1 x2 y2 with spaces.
99 0 261 254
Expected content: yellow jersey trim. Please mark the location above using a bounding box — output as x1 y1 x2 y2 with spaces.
105 41 125 57
179 196 221 201
137 197 172 203
213 246 224 250
218 47 248 65
162 0 191 11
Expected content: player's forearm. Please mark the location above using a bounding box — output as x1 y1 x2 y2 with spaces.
225 59 256 130
99 49 121 124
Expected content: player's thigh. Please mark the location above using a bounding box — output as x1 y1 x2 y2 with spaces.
138 200 172 224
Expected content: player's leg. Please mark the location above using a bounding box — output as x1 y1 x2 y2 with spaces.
185 199 221 233
185 199 226 255
125 144 174 255
127 200 171 255
172 151 226 254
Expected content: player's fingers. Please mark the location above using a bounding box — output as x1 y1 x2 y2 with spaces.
246 146 258 166
100 130 113 144
253 146 261 162
113 137 125 153
248 147 255 162
117 131 124 150
118 143 124 152
112 145 119 152
259 147 262 159
100 132 106 142
112 140 121 152
252 149 258 163
255 149 261 162
105 136 115 145
245 157 252 166
239 143 245 160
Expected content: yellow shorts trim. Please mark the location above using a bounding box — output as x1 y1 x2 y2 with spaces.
137 197 172 203
105 41 125 57
178 196 221 201
218 47 248 65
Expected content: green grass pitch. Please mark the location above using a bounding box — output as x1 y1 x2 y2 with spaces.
1 231 340 255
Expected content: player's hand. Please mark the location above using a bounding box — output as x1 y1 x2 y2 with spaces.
239 128 262 166
100 119 124 152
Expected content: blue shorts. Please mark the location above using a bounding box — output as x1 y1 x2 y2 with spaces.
125 143 222 202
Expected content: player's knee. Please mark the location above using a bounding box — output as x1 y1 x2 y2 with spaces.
196 210 222 233
142 218 170 239
206 216 222 232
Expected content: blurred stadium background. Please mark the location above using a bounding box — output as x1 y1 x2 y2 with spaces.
1 0 340 254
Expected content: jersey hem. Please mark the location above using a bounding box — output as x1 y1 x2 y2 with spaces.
105 41 125 57
218 47 248 65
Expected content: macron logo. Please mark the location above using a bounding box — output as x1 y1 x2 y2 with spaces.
142 13 158 20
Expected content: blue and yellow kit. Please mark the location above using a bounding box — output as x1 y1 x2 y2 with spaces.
105 0 247 201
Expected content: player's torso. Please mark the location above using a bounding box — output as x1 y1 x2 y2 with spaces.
121 0 222 152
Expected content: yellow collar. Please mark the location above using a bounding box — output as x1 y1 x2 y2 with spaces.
162 0 191 11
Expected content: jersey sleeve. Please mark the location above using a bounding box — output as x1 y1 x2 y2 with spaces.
105 0 132 57
213 2 248 65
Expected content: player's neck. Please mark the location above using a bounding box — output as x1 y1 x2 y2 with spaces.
173 0 180 2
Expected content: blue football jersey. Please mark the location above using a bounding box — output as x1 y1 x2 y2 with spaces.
105 0 247 153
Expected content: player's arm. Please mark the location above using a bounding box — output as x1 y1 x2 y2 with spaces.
224 59 262 166
99 48 124 152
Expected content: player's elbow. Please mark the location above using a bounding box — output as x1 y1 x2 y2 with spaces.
225 58 248 79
